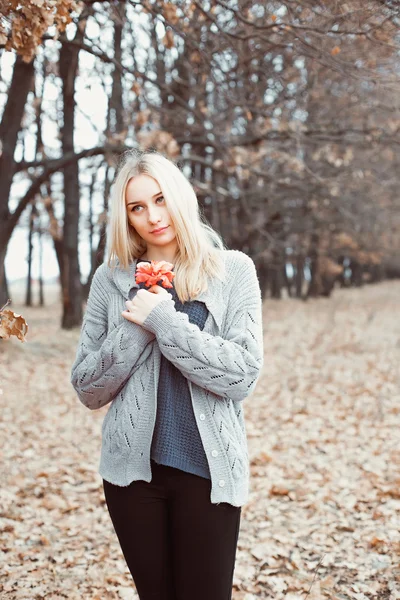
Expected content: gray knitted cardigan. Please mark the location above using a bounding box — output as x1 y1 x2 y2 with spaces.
70 249 264 507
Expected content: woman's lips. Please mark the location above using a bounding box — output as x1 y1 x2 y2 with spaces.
151 226 169 235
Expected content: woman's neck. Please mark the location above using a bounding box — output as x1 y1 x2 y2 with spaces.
139 252 176 263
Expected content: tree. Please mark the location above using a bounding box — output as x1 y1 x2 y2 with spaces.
1 0 400 321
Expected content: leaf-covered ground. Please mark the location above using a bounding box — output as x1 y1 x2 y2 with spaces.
1 281 399 600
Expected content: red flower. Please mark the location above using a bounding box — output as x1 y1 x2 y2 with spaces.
135 260 175 289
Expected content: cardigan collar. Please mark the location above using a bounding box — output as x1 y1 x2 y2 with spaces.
111 256 225 329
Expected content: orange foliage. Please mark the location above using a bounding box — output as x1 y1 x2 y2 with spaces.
0 300 28 342
0 0 81 62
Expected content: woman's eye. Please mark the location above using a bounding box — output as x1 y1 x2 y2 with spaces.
131 196 164 212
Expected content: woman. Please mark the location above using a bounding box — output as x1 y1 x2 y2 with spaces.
70 150 264 600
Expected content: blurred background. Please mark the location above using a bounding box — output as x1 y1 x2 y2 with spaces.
1 3 400 600
1 0 399 327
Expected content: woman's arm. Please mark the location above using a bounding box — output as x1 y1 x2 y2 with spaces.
70 265 155 410
142 255 264 402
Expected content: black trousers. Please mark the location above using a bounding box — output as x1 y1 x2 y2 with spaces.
103 459 241 600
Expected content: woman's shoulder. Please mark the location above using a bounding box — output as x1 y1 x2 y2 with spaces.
210 250 257 297
90 262 117 289
221 249 256 272
92 262 109 281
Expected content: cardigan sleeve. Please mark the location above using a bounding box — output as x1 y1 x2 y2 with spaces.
142 255 264 402
70 265 155 410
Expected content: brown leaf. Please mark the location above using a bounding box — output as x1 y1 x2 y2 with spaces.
163 3 179 25
131 81 142 95
250 451 272 465
270 484 290 496
0 309 29 341
163 29 174 49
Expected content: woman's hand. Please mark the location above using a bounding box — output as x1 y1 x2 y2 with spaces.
122 285 172 326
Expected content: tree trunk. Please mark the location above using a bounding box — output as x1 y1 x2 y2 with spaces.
270 268 283 299
43 181 64 291
0 55 35 305
59 31 84 328
38 225 44 306
295 254 304 298
0 246 10 306
83 167 110 299
306 233 321 298
83 4 125 299
283 263 292 298
25 204 35 307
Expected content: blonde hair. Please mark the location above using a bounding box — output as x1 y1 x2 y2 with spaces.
106 149 227 302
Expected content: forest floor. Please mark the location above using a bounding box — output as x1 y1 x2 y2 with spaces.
1 280 400 600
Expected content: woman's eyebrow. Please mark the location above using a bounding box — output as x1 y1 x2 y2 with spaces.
127 192 163 207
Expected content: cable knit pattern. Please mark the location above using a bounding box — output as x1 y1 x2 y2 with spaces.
70 277 155 410
70 249 264 506
142 297 262 402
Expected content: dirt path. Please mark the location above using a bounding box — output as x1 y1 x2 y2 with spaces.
1 281 399 599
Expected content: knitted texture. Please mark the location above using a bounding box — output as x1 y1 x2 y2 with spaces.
70 249 264 507
136 261 211 480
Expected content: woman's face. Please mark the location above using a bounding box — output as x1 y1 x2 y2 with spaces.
125 174 177 253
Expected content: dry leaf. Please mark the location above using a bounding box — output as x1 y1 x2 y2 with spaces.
163 3 179 25
270 484 290 496
163 29 175 49
2 279 399 598
250 451 272 465
131 81 142 95
0 308 29 341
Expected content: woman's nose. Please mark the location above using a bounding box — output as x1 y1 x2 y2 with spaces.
148 210 162 224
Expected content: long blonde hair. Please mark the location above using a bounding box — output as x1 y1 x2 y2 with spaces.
106 149 227 302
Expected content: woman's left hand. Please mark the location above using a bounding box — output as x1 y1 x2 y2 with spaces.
122 285 172 326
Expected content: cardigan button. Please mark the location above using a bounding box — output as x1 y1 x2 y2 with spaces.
218 479 225 487
211 450 218 457
199 413 206 420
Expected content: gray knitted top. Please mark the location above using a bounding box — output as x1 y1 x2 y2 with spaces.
135 261 211 479
70 249 264 507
